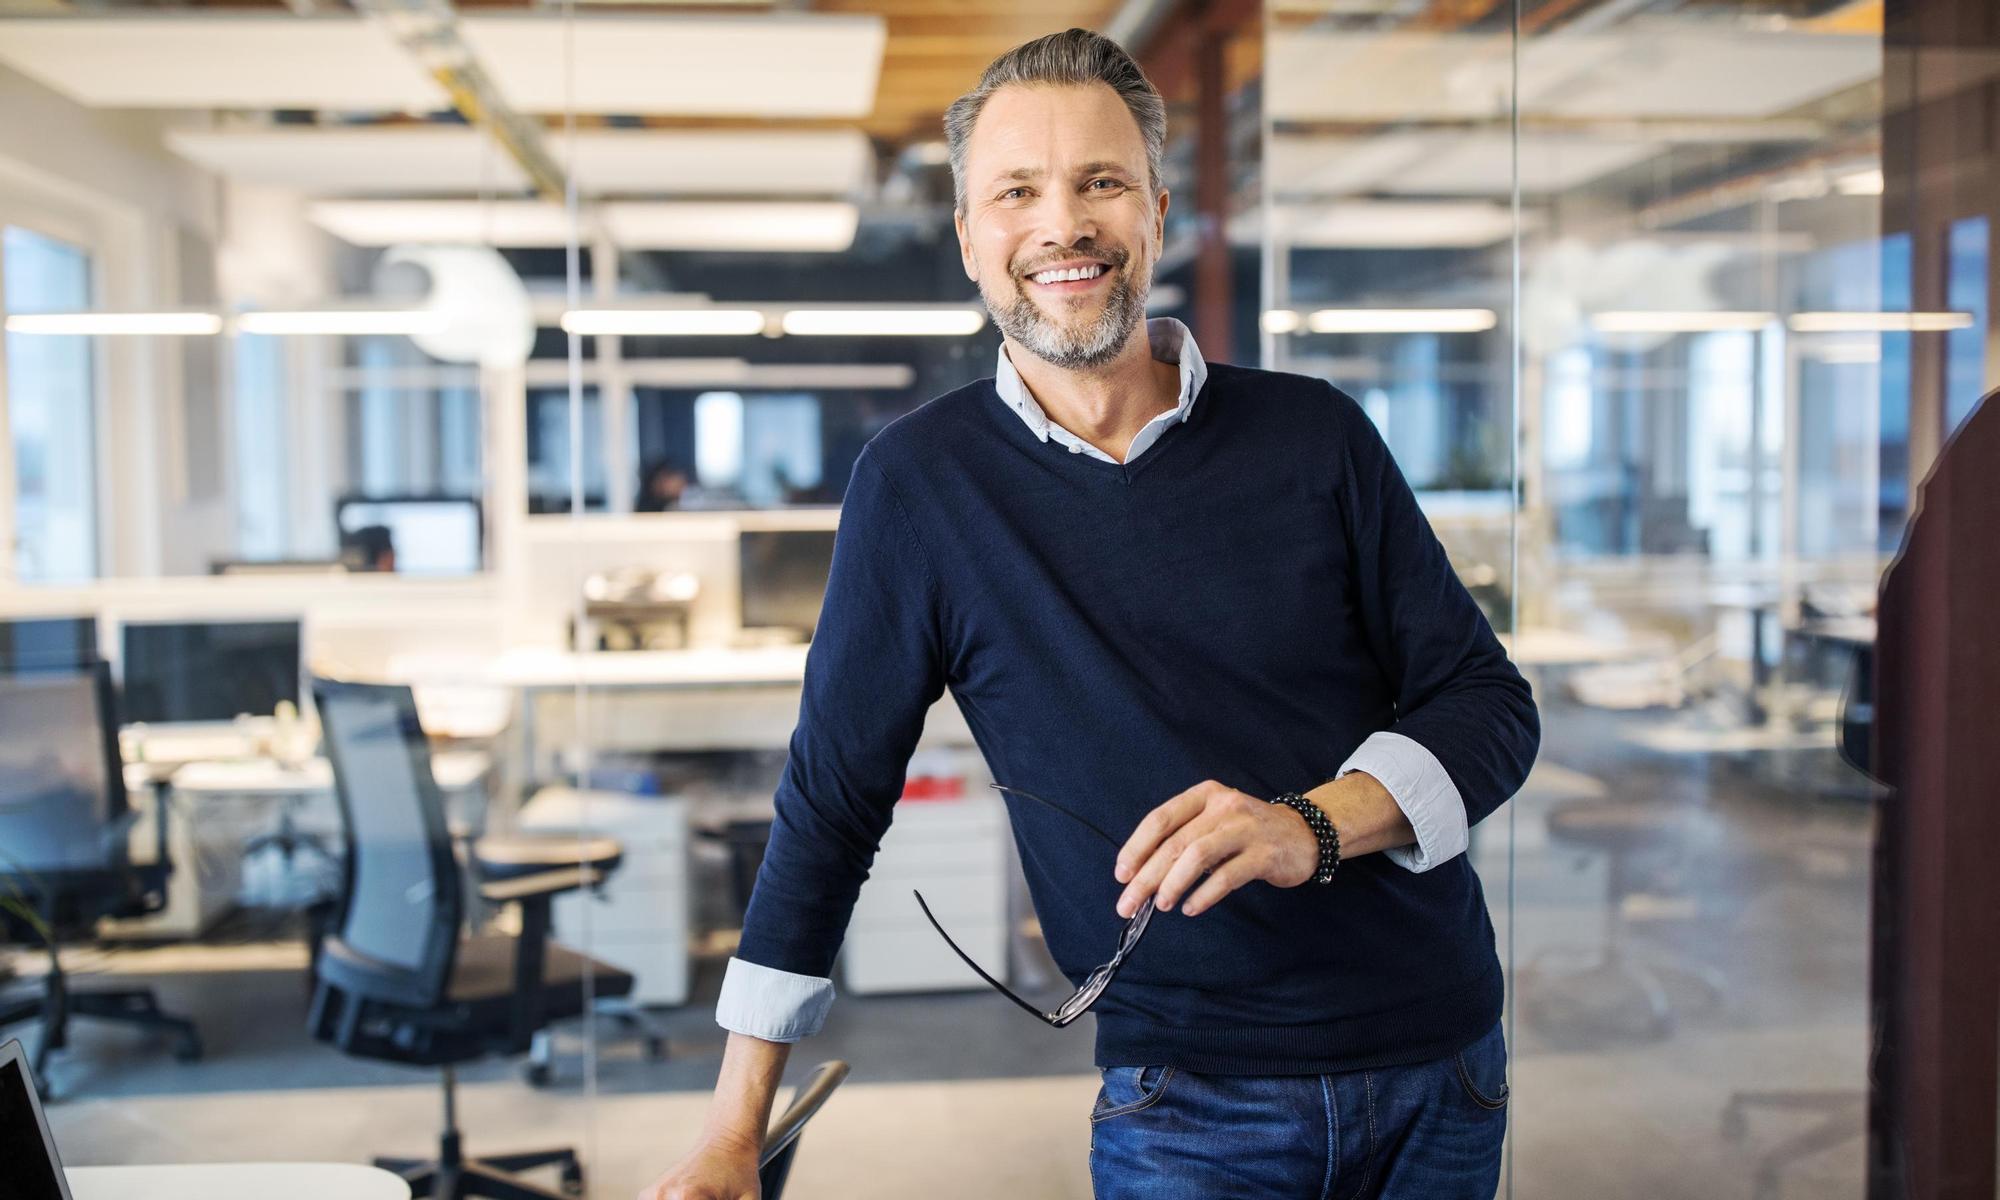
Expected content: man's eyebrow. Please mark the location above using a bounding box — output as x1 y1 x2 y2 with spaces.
987 162 1140 187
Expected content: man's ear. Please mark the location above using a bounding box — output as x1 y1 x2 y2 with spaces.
953 207 979 282
1154 187 1170 250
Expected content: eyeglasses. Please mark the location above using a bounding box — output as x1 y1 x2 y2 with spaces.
912 782 1154 1028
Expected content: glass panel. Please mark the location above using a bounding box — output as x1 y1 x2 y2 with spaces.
3 225 95 582
1945 215 1989 436
1506 2 1889 1197
1264 13 1521 1187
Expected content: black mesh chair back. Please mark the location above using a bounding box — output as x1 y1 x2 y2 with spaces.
0 663 202 1088
0 663 131 878
311 676 463 1009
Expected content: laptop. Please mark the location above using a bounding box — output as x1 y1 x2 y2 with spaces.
0 1040 72 1199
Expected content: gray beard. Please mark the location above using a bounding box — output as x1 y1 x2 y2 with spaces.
982 264 1148 372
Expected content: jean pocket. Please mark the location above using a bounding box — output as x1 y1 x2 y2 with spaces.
1091 1064 1177 1123
1452 1021 1510 1111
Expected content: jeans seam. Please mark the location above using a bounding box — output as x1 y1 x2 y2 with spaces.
1319 1074 1338 1200
1089 1066 1178 1124
1454 1050 1510 1111
1343 1071 1378 1200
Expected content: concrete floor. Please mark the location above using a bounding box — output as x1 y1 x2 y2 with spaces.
16 695 1873 1199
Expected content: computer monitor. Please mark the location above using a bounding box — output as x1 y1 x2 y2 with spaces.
0 666 124 874
0 1041 72 1200
0 616 98 674
738 529 837 640
117 618 302 725
334 496 483 576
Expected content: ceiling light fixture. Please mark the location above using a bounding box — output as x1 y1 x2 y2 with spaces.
4 312 223 336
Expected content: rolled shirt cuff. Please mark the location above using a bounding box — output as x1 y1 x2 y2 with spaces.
715 956 836 1043
1337 730 1468 874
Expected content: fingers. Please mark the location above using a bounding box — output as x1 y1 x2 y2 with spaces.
1120 788 1240 920
1114 784 1210 886
1152 835 1245 915
1115 785 1293 918
1179 855 1259 917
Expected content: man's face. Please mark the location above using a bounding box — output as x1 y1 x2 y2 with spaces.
954 82 1168 371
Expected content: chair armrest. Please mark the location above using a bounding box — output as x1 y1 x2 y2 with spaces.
478 866 604 904
474 833 623 882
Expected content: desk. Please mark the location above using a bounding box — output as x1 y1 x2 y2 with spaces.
67 1163 410 1199
390 646 976 782
105 752 491 937
1499 626 1665 667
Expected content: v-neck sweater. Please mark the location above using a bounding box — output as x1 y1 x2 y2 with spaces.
735 360 1540 1073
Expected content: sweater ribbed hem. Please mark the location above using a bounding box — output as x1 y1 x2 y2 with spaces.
1091 958 1504 1076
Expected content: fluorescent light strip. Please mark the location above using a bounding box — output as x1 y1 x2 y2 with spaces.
1789 311 1974 333
1592 311 1776 333
561 309 768 336
1262 310 1303 334
1305 308 1497 334
235 310 446 336
4 312 222 336
780 309 986 337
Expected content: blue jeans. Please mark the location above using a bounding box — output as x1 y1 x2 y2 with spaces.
1088 1019 1509 1200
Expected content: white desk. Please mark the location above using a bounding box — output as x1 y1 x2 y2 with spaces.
106 752 492 937
150 750 491 797
67 1163 410 1199
1499 626 1665 667
388 646 975 778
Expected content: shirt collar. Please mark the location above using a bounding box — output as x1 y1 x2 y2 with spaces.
992 316 1208 443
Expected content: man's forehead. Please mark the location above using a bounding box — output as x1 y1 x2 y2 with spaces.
968 83 1147 179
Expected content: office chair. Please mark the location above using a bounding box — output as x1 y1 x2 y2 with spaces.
0 664 203 1097
759 1059 849 1198
306 677 634 1200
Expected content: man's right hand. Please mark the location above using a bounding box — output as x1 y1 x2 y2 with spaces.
635 1031 792 1200
634 1131 763 1200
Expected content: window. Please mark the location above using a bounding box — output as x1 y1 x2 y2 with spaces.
3 225 97 582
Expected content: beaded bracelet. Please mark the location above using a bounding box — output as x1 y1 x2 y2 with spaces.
1268 791 1342 884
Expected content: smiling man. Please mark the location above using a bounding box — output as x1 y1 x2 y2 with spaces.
639 28 1538 1200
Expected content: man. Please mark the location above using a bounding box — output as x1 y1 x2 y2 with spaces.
640 27 1537 1200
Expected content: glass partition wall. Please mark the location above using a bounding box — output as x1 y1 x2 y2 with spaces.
1268 1 1901 1195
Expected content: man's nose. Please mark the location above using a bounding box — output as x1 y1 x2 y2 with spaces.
1032 189 1097 251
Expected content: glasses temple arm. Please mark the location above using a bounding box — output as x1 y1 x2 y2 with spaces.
912 889 1057 1024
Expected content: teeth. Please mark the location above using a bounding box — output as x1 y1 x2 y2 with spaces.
1032 264 1106 284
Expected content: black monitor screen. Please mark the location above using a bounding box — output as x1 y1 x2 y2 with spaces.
119 620 302 724
0 1056 68 1199
0 617 97 674
739 530 837 639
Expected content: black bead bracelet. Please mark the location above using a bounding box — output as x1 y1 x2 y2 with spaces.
1269 791 1342 885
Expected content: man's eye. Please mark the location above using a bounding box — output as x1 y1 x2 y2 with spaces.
1089 178 1124 191
1000 187 1030 201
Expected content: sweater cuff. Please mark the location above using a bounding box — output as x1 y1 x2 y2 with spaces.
1337 731 1467 874
715 956 836 1043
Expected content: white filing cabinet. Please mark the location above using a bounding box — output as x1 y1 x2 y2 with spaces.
517 787 693 1006
842 751 1008 995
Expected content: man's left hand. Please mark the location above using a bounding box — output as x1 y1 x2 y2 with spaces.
1113 780 1319 919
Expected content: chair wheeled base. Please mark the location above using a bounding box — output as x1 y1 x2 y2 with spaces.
374 1066 583 1199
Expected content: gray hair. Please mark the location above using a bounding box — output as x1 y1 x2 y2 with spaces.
943 28 1166 215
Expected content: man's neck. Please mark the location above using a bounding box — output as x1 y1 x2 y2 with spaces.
1005 327 1182 462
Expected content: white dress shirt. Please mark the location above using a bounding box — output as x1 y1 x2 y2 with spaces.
715 318 1470 1043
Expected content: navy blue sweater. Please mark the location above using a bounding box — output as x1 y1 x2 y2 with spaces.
738 362 1539 1074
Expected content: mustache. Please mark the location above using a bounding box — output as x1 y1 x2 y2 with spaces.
1014 244 1129 278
